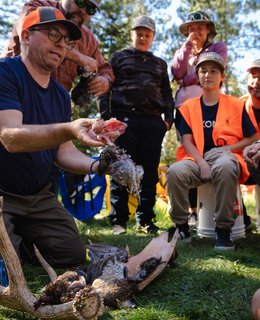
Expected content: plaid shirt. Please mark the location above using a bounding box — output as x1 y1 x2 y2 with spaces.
2 0 114 91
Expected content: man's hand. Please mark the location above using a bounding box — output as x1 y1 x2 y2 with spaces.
92 118 127 145
197 159 211 181
71 118 104 147
80 56 98 73
87 76 111 97
243 142 260 168
71 118 126 147
65 50 98 74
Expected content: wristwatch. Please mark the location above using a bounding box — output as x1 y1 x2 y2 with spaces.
105 77 113 91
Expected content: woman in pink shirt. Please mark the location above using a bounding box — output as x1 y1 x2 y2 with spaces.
172 10 227 108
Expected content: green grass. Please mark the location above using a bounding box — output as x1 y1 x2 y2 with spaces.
0 193 260 320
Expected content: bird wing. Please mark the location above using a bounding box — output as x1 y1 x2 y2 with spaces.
125 230 179 291
87 242 128 262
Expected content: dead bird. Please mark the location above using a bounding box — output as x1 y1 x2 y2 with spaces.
71 67 97 108
92 277 138 309
32 232 176 313
90 256 162 308
131 257 162 282
98 145 144 201
87 242 162 283
34 269 89 309
85 255 128 285
34 255 157 310
87 241 129 263
82 254 137 308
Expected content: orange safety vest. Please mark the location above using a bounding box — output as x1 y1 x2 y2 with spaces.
241 94 260 137
176 93 249 183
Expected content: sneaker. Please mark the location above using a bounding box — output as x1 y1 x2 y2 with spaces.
112 225 126 235
214 227 235 251
136 221 159 234
188 212 197 227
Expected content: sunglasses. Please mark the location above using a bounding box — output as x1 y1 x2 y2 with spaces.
29 27 76 50
75 0 98 15
187 12 210 22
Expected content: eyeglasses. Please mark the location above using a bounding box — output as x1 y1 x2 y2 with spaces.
186 12 210 22
75 0 97 15
29 28 76 50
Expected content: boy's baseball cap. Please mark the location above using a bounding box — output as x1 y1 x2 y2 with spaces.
196 52 225 71
22 7 82 40
132 15 156 32
247 59 260 72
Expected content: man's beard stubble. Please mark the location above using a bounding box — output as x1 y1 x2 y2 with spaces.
65 11 84 27
248 85 260 99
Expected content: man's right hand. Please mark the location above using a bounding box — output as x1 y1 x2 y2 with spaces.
197 159 211 181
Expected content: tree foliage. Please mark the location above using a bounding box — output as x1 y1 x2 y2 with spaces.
0 0 26 40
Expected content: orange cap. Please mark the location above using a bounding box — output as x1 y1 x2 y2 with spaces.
22 7 82 40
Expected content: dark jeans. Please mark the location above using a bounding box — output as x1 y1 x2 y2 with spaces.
0 185 86 267
109 113 167 227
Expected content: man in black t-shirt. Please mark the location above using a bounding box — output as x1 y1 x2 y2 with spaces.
0 7 122 267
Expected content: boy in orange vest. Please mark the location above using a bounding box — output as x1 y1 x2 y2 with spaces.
166 52 258 250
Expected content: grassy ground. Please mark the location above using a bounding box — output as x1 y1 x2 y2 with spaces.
0 192 260 320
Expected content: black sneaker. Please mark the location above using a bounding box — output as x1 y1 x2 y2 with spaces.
176 222 192 243
136 221 159 234
215 227 235 251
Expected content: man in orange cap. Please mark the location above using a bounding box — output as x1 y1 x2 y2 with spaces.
0 7 122 267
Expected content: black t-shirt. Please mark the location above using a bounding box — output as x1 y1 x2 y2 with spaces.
179 97 256 153
0 56 71 195
253 107 260 130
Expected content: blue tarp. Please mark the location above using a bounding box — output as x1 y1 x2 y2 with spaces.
59 170 107 222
